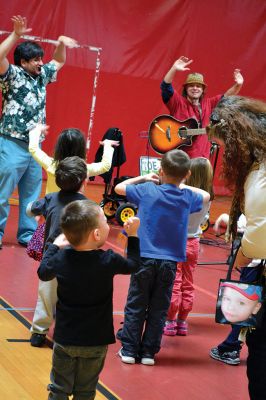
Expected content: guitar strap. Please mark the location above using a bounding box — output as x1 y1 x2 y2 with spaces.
196 104 203 128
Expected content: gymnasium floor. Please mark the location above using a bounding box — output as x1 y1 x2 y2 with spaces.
0 184 250 400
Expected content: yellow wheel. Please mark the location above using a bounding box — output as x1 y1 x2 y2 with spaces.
115 203 137 226
100 199 119 220
200 218 210 233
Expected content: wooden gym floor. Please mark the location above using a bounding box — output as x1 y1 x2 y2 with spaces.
0 183 250 400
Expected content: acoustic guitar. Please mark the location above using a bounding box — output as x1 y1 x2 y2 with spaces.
148 114 206 154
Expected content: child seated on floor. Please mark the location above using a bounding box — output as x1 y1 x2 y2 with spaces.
37 200 140 400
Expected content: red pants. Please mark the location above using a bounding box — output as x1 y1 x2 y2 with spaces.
167 238 200 321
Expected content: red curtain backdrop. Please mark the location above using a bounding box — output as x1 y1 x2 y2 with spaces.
1 0 265 194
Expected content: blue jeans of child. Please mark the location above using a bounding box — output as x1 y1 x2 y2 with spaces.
121 257 176 357
48 342 107 400
218 265 262 353
0 135 41 244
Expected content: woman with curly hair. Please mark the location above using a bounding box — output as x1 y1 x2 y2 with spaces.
208 95 266 400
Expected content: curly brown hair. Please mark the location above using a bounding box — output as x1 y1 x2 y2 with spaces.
208 96 266 238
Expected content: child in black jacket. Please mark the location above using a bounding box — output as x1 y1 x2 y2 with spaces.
38 199 140 400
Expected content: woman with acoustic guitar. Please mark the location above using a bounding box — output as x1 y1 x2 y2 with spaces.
159 56 243 158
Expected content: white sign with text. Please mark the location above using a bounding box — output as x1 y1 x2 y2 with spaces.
139 156 161 176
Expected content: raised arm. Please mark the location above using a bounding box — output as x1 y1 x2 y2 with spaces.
28 124 54 171
123 217 140 238
115 173 159 196
163 56 193 84
87 139 119 177
224 69 244 97
180 183 210 205
51 35 78 71
37 243 59 281
0 15 31 75
26 197 47 218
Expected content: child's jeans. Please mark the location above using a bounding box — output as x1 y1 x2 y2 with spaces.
121 257 176 357
167 238 200 321
48 342 107 400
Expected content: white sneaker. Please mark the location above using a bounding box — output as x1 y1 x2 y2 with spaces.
141 356 155 366
118 348 135 364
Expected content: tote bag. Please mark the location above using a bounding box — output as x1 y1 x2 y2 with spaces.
26 222 45 262
215 237 265 328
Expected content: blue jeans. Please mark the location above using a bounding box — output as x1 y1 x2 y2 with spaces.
48 342 107 400
218 265 262 352
121 257 176 357
0 135 42 243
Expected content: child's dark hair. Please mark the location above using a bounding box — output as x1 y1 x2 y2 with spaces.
186 157 214 200
161 149 191 180
55 156 87 192
61 199 101 246
14 41 44 66
53 128 86 163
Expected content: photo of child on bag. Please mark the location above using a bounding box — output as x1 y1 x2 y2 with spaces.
216 282 263 327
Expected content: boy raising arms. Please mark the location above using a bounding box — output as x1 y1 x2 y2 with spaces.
115 149 210 365
38 200 140 400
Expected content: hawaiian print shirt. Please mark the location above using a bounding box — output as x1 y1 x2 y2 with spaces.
0 61 57 143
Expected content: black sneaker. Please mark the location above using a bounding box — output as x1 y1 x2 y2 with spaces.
210 346 240 365
30 333 46 347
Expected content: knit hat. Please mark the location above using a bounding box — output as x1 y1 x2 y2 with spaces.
221 282 262 301
183 72 207 88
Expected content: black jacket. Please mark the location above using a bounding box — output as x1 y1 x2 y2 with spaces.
90 127 126 184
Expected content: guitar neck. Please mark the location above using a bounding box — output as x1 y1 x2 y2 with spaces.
185 128 206 136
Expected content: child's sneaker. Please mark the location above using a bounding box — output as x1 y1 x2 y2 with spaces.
210 347 240 366
118 348 135 364
30 333 46 347
163 320 177 336
176 320 188 336
141 355 155 366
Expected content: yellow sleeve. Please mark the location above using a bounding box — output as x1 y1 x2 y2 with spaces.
87 144 114 177
28 132 54 171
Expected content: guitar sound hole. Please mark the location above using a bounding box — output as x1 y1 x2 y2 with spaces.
179 127 188 139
